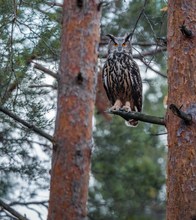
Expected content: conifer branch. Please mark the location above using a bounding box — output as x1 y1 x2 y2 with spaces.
0 106 53 142
0 199 30 220
107 109 165 126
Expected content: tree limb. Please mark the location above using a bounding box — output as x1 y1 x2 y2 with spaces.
29 84 57 89
169 104 192 125
32 62 58 79
0 106 53 142
99 47 167 60
140 58 167 78
10 200 48 208
0 199 30 220
45 2 63 7
107 109 165 126
131 0 147 37
133 47 167 59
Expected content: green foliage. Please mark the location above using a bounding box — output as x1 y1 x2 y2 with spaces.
0 1 59 217
89 1 168 219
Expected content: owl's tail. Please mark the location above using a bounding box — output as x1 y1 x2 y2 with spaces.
125 119 138 127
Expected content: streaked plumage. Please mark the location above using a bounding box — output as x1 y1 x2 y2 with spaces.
102 34 142 126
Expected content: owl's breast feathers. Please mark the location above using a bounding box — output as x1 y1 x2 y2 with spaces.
102 52 142 112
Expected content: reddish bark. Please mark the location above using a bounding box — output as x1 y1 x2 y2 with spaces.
166 0 196 219
47 1 101 220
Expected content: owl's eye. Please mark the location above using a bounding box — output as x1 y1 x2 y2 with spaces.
113 43 118 47
122 43 126 47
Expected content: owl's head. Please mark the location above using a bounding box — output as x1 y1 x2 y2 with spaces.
106 33 132 55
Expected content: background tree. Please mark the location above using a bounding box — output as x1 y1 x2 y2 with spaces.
166 0 196 219
0 0 168 219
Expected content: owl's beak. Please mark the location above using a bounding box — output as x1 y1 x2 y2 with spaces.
117 46 123 52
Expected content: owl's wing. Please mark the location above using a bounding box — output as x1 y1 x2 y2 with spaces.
127 59 142 112
102 59 116 105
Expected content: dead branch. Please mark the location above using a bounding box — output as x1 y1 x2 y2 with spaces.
169 104 192 125
107 109 165 126
29 84 57 89
0 106 53 142
131 0 147 37
45 2 63 7
0 199 30 220
140 58 167 78
99 47 167 60
32 62 58 79
10 200 48 208
133 47 167 59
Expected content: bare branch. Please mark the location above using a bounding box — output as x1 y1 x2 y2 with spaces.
10 200 48 208
133 47 167 59
0 106 53 142
32 62 58 79
0 199 30 220
99 46 167 60
140 58 167 78
29 84 57 89
169 104 192 125
45 2 63 7
107 109 165 126
131 0 148 36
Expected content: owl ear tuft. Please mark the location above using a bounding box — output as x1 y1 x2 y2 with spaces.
124 33 132 42
106 34 116 43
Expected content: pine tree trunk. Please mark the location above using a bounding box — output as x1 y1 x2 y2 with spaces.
166 0 196 219
47 1 101 219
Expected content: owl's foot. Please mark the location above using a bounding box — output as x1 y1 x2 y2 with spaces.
122 101 131 112
110 99 122 111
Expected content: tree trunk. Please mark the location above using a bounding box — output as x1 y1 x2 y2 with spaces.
166 0 196 219
47 1 101 219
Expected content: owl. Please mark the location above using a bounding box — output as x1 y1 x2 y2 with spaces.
102 33 142 126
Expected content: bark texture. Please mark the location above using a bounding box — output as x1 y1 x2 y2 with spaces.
47 1 101 219
166 0 196 219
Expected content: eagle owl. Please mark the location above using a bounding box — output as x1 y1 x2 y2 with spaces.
102 33 142 126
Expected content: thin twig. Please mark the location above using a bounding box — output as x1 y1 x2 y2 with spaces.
133 47 167 59
0 106 53 142
140 58 167 78
131 0 148 37
106 109 165 126
0 199 30 220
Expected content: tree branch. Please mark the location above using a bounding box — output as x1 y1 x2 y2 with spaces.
29 84 57 89
169 104 192 125
140 58 167 78
107 109 165 126
99 47 167 60
32 62 58 79
0 106 53 142
45 2 63 7
0 199 30 220
10 200 48 208
133 47 167 59
131 0 147 36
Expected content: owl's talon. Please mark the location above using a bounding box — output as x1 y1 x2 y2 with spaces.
109 106 120 111
121 105 131 112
